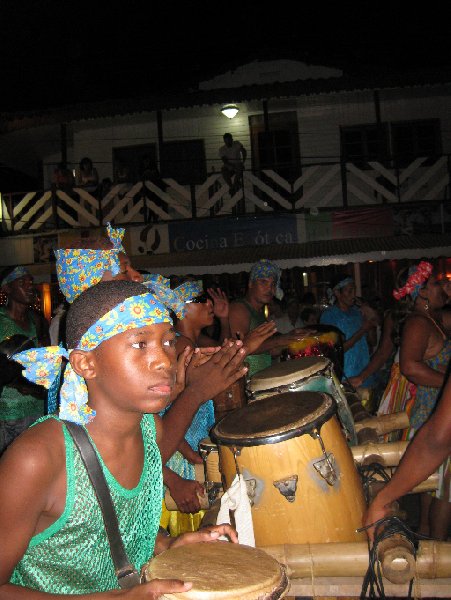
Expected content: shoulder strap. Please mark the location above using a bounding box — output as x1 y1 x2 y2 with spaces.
63 421 141 589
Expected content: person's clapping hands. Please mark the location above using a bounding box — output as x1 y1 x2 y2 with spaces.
185 339 248 405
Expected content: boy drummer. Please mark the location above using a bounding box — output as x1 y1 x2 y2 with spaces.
55 222 248 464
0 281 237 597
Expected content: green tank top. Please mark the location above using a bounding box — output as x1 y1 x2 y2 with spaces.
10 414 162 594
235 299 272 377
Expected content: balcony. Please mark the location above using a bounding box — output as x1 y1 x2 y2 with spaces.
1 156 450 234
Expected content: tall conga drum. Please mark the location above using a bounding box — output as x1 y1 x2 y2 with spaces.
247 356 357 445
288 323 344 380
211 392 366 547
142 541 290 599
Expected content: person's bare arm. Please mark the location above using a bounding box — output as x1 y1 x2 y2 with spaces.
349 313 395 388
343 318 375 352
0 425 68 599
400 317 445 388
178 439 203 464
364 375 451 540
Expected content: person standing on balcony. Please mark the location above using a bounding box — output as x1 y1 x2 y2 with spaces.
219 133 247 195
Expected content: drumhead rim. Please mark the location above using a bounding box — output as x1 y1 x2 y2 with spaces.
143 542 289 598
211 392 337 447
248 357 332 393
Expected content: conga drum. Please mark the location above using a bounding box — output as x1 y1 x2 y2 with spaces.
247 356 357 445
288 323 344 380
142 541 290 599
211 392 367 547
212 376 247 421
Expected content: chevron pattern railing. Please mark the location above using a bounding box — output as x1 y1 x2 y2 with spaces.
1 158 449 232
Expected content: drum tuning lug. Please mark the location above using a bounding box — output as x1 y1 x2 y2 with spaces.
206 482 223 504
313 452 338 486
273 475 298 502
245 478 257 505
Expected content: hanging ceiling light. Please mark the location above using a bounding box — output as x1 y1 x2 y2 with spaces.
221 104 239 119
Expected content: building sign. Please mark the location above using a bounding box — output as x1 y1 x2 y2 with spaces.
168 215 298 252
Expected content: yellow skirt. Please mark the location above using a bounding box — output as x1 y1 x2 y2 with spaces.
160 500 206 537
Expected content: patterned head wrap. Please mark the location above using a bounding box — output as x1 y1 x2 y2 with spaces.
173 280 204 320
1 266 31 286
249 259 283 300
55 222 125 303
393 261 433 301
326 276 354 304
12 292 171 425
142 273 185 319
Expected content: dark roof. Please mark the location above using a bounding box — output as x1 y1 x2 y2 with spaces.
2 66 451 130
132 233 451 276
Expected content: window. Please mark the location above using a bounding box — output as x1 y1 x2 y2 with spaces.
160 140 206 185
341 124 389 166
250 111 300 181
391 119 441 167
112 144 157 184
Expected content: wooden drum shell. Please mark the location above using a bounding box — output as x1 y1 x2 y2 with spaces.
214 395 366 547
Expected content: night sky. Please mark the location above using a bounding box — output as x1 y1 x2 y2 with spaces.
1 1 450 112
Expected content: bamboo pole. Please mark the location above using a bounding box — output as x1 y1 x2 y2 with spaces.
262 541 451 583
351 441 408 466
372 467 439 494
354 412 410 435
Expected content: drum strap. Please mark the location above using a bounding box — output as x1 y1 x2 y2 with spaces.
63 421 141 589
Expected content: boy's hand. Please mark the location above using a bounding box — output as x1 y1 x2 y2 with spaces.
186 340 248 403
188 346 221 369
171 524 239 548
169 478 205 513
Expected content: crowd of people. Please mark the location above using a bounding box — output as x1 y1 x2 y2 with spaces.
0 225 450 595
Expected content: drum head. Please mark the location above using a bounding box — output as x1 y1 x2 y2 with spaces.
290 323 344 381
248 356 330 393
211 391 335 446
143 541 289 599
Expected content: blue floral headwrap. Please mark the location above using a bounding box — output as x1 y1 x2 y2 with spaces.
54 222 125 303
249 259 283 300
326 277 354 304
142 273 185 319
173 280 204 319
12 292 171 425
1 266 30 286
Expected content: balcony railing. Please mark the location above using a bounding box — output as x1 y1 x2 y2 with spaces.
1 157 450 233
